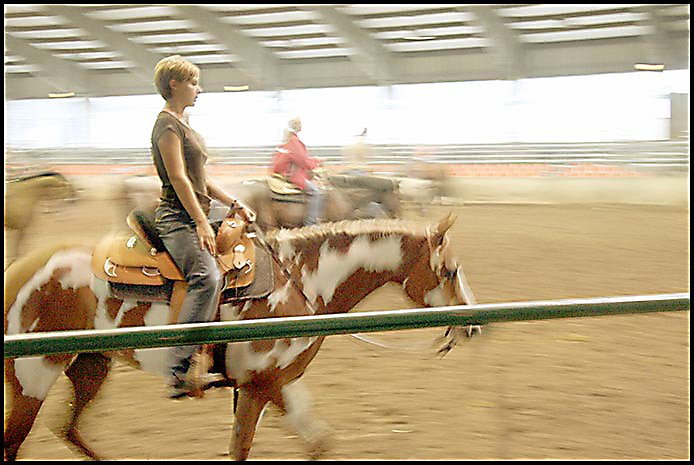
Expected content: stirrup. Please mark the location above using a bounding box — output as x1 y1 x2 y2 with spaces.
168 350 224 399
167 372 224 399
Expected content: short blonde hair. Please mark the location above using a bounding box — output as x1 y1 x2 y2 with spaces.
288 117 301 132
153 55 200 100
282 117 302 143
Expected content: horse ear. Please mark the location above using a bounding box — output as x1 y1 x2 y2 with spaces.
429 212 456 249
436 212 457 235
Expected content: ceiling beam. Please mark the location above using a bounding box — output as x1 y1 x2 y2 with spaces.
174 5 281 90
42 4 163 84
466 5 524 80
641 6 673 67
4 33 89 94
5 34 690 101
309 6 395 86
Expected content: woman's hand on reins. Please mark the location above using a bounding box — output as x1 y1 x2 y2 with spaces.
229 199 256 224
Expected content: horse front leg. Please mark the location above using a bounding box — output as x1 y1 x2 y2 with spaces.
229 386 269 461
271 379 333 460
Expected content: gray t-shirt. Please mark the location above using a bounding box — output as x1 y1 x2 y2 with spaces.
151 111 211 215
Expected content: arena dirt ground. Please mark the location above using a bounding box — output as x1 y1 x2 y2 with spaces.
4 194 690 460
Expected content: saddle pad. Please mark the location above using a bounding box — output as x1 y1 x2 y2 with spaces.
109 280 174 303
270 191 305 204
267 173 303 195
221 241 274 303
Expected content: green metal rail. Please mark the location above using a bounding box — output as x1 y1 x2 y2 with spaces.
4 293 689 359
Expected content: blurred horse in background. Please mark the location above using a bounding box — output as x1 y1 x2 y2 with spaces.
4 171 79 264
117 172 402 231
394 147 457 213
235 172 401 230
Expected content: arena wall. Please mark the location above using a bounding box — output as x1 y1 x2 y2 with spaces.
70 170 689 207
449 175 689 206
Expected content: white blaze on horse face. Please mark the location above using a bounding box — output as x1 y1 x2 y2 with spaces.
423 237 477 307
301 236 403 306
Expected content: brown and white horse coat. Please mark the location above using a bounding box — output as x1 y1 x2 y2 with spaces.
4 215 476 461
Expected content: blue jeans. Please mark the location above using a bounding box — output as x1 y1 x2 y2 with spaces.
303 180 325 225
154 204 223 380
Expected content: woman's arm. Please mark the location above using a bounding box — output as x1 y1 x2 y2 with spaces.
207 178 256 222
206 179 236 207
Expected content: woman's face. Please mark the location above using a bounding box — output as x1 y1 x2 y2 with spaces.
171 76 202 107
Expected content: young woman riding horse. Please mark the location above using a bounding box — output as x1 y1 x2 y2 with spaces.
149 55 255 398
4 214 478 461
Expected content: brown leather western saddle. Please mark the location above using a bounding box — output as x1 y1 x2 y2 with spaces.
92 210 271 322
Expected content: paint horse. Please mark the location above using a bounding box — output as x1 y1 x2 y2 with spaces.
4 213 478 461
4 171 78 262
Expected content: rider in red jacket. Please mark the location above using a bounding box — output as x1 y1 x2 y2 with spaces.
271 117 325 225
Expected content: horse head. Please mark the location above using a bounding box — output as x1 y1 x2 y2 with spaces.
401 212 476 308
401 212 480 355
38 171 79 202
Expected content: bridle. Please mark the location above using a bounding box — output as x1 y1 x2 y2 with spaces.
354 226 468 353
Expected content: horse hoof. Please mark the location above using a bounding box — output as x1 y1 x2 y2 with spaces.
307 431 333 460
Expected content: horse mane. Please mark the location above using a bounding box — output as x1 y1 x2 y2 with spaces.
266 218 431 245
